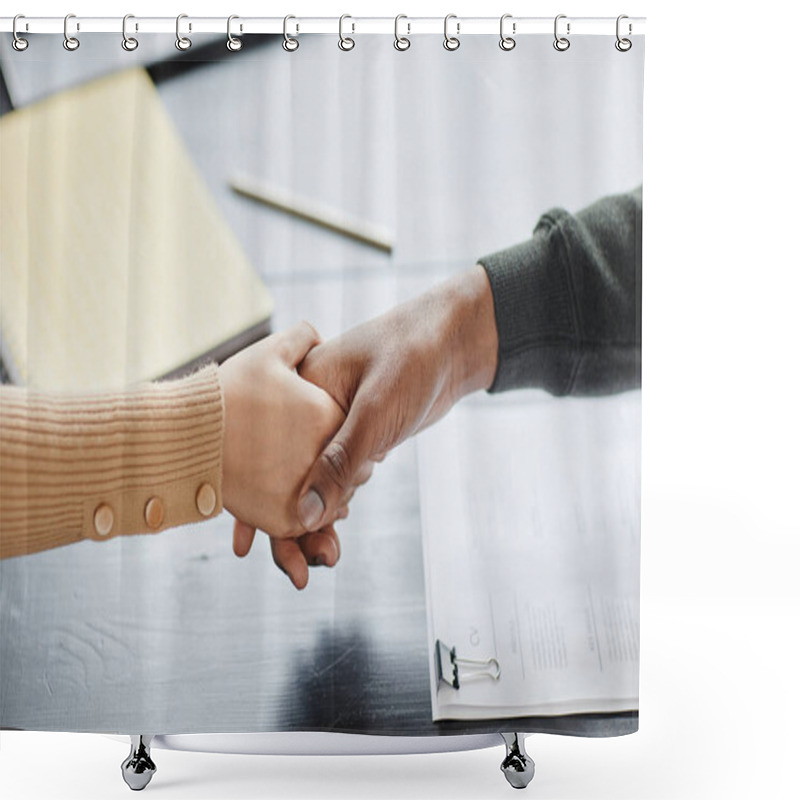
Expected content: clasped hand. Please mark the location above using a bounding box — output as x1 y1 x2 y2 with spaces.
220 266 497 590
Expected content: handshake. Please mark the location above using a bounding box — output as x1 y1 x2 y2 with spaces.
219 265 498 589
0 190 640 566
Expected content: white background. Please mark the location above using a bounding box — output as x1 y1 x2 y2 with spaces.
1 1 798 799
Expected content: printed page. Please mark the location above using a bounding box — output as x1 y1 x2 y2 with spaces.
419 390 641 721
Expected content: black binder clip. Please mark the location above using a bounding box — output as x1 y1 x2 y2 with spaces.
435 639 501 690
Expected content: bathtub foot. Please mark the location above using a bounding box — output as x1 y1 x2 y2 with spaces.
121 735 156 791
500 733 535 789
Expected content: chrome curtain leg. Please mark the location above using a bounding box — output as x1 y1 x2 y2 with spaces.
500 732 535 789
121 735 157 791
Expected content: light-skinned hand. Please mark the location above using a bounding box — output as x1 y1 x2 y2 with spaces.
219 321 348 588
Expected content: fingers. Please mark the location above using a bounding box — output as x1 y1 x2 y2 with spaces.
270 538 310 590
298 526 341 567
232 518 257 557
236 521 342 591
276 320 321 368
297 395 376 531
270 527 341 589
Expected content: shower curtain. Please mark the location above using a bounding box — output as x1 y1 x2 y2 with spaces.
0 16 644 778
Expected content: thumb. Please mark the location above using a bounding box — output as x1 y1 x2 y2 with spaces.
276 320 321 368
297 395 376 531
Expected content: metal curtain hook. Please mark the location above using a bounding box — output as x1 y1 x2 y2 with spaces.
227 15 242 51
553 14 570 51
615 14 632 51
63 13 80 51
394 14 410 51
283 15 299 51
499 14 515 51
176 14 192 50
122 14 138 51
12 14 28 51
338 14 355 51
443 14 460 51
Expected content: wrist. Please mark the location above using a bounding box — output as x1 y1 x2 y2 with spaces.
439 264 499 403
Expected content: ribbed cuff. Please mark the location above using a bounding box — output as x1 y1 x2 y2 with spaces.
0 364 224 559
478 210 578 395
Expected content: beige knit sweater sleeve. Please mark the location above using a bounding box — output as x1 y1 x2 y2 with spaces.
0 365 224 559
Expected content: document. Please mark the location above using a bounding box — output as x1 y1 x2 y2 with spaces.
419 390 641 721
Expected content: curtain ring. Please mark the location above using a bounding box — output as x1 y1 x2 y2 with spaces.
175 14 192 51
63 13 80 51
615 14 632 51
122 14 138 51
394 14 410 51
338 14 355 51
227 15 242 51
443 14 460 51
12 15 28 52
283 15 299 52
499 14 515 51
553 14 570 51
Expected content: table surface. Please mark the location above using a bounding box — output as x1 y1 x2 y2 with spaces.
0 34 643 739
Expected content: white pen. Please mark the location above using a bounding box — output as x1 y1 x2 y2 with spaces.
229 177 393 254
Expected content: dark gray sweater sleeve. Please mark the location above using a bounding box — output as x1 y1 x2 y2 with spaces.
478 186 642 396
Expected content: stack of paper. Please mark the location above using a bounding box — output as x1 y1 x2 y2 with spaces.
419 390 641 721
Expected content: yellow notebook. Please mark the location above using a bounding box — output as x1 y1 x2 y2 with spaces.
0 68 273 392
